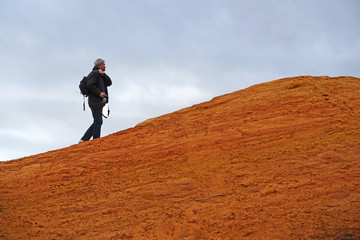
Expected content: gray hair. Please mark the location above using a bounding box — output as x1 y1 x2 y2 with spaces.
94 58 105 67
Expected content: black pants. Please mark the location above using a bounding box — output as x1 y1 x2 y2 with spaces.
81 101 103 140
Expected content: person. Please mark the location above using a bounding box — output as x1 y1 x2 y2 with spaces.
79 58 112 142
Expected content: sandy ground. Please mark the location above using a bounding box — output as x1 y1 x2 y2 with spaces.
1 76 359 239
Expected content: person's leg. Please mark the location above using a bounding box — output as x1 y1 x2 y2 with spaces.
89 101 103 139
81 123 94 141
80 101 103 141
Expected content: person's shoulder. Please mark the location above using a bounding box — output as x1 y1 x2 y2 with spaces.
88 69 100 78
92 68 101 74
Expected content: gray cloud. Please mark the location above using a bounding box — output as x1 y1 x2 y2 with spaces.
1 0 359 160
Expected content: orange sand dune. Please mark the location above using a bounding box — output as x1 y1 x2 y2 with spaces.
1 76 359 239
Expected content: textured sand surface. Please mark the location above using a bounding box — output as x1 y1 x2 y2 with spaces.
1 76 359 239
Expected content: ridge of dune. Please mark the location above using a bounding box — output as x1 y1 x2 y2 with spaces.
1 76 359 239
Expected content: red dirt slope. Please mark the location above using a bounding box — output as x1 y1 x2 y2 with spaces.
0 76 359 239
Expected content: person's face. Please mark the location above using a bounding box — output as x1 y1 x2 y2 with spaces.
99 62 106 71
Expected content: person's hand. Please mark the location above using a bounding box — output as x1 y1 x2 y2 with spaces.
99 69 104 75
100 92 107 98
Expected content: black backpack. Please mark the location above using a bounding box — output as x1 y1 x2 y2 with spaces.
79 76 90 96
79 76 89 111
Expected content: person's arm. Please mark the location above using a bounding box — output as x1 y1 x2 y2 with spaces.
86 71 102 97
102 73 112 86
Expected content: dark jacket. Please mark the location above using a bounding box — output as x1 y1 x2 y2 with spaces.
86 66 112 103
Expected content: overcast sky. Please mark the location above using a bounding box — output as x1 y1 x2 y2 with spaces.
0 0 359 161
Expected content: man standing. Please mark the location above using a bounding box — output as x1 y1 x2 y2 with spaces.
80 58 112 142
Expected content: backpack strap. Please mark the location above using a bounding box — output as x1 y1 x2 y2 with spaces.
83 95 86 111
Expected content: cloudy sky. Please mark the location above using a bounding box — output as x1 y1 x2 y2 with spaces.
0 0 359 161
